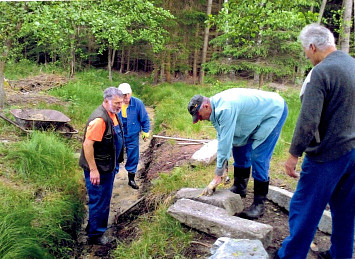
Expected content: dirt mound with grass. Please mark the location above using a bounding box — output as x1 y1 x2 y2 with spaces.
5 73 68 107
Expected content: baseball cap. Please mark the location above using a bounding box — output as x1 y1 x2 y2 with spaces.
187 95 203 124
118 83 132 94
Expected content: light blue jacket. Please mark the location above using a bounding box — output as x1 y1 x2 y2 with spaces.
209 88 284 169
118 96 150 138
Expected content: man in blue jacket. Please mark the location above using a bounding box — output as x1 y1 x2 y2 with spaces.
188 88 288 219
118 83 150 189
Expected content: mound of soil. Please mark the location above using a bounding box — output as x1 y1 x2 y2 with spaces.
133 137 333 258
5 73 68 106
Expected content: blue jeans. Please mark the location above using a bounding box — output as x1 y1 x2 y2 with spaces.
84 170 115 238
278 148 355 259
233 102 288 182
124 133 140 173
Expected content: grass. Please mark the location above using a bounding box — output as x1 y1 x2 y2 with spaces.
0 131 85 258
2 61 303 258
111 78 303 258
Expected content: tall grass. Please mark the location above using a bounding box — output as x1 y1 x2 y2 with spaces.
0 132 85 258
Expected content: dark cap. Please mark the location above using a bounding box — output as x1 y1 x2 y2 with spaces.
187 95 203 124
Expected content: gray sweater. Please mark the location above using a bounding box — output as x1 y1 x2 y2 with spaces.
290 51 355 162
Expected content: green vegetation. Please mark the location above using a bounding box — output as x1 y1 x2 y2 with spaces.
0 62 303 257
112 76 302 257
0 131 85 258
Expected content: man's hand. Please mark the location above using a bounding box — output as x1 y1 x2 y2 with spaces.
142 132 149 142
200 175 222 196
90 169 100 185
285 154 300 178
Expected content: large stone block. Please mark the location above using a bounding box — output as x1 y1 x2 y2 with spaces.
175 188 243 215
190 139 218 166
209 237 268 259
267 185 333 235
318 210 332 234
267 185 293 211
167 198 273 247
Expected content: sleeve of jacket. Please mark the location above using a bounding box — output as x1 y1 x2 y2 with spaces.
215 108 237 170
289 71 325 157
138 100 150 133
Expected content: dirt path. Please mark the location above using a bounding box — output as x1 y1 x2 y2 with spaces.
74 107 154 258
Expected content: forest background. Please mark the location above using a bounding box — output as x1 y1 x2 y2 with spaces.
1 0 354 107
0 0 354 258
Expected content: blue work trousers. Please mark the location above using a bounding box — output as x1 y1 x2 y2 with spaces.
84 170 115 238
232 102 288 182
278 148 355 259
124 133 140 173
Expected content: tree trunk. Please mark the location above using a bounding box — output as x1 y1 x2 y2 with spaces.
126 47 131 72
119 48 125 73
108 47 113 82
199 0 213 84
70 44 75 78
193 23 200 85
0 60 6 108
160 53 165 83
153 61 159 85
340 0 352 53
166 51 171 83
318 0 327 24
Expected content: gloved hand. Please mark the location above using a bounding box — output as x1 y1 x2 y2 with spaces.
200 180 218 196
142 132 149 142
200 176 222 196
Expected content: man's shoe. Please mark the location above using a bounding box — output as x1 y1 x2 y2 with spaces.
128 172 139 190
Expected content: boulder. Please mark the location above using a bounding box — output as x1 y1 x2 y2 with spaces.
209 237 268 259
167 198 273 247
190 139 218 166
175 188 243 216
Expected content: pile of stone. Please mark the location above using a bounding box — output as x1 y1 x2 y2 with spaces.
167 188 272 258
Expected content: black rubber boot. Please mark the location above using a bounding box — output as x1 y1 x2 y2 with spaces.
230 167 251 198
238 179 269 220
317 251 332 259
128 172 139 190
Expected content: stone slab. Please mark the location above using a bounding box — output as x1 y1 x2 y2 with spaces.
175 188 244 215
190 139 218 165
209 237 268 259
267 185 332 235
167 198 273 247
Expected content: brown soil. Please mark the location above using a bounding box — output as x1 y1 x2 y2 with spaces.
5 73 68 107
0 74 338 258
117 137 334 259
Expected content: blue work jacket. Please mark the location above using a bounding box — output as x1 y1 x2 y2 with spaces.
209 88 285 169
118 96 150 138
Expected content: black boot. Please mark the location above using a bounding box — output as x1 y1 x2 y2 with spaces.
230 167 250 198
239 179 269 220
128 172 139 190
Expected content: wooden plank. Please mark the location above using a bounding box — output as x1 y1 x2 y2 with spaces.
152 134 209 143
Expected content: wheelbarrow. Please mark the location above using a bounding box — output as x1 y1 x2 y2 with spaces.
0 109 78 137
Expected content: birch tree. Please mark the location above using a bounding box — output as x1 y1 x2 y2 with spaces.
340 0 353 53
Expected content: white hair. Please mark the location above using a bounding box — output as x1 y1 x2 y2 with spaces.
299 23 336 50
103 87 123 100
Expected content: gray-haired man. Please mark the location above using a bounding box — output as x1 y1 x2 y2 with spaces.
79 87 124 245
276 24 355 259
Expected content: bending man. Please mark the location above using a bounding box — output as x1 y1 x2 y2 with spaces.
188 88 287 219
